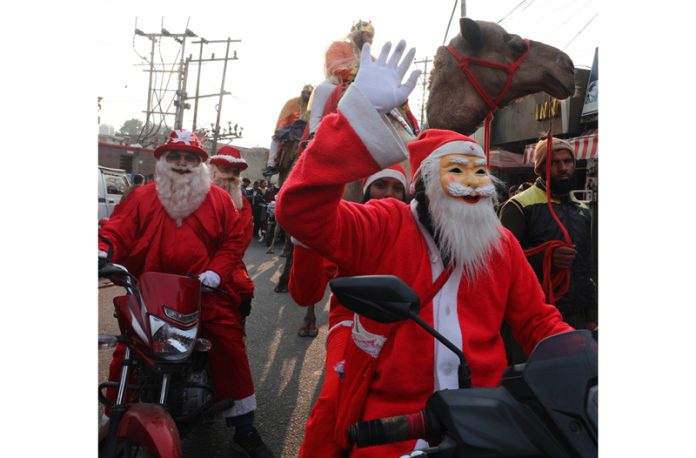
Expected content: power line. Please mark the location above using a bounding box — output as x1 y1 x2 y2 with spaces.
563 12 597 50
442 0 459 46
497 0 533 24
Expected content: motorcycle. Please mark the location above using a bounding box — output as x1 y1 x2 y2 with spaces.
98 237 235 457
329 275 598 458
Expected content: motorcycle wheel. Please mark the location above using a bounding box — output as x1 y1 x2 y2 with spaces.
98 437 156 458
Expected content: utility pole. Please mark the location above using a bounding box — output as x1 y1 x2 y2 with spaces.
461 0 466 17
187 38 241 153
134 25 242 151
414 57 432 128
134 26 197 143
192 38 208 131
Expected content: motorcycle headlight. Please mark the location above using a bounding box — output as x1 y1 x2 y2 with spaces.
149 315 198 361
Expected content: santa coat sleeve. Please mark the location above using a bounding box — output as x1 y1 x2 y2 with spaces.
202 187 245 283
276 84 408 272
502 230 574 353
98 184 148 261
289 245 338 307
239 197 254 251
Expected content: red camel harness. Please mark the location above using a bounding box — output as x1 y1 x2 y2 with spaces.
446 39 572 304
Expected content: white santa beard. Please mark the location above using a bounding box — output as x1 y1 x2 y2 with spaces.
422 158 504 279
155 158 211 226
210 166 243 209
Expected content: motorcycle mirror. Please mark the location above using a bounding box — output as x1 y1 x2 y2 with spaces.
329 275 420 324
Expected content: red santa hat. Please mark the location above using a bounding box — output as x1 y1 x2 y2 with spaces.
154 129 209 161
361 164 408 194
210 145 248 170
407 129 485 185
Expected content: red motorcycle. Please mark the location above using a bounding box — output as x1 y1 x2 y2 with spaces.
98 238 234 457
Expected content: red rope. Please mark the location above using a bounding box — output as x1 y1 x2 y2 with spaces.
420 265 454 307
522 135 573 305
445 40 530 167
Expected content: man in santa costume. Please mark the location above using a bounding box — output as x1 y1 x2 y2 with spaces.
209 145 256 320
99 130 274 458
276 40 573 457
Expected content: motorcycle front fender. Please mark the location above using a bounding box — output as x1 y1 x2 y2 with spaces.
117 403 182 458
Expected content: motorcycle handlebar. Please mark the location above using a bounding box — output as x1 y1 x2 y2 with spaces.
348 411 427 448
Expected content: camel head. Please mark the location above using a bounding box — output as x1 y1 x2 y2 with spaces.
427 17 576 135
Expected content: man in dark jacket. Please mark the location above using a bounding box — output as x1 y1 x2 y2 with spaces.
499 136 597 363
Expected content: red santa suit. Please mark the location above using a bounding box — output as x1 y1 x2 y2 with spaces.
276 85 573 456
100 181 258 418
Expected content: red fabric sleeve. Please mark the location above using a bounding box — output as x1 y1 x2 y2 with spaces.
240 198 254 251
502 229 574 354
275 112 397 273
205 188 245 282
98 185 147 261
289 246 337 306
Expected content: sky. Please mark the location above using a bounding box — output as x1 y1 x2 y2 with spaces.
96 0 599 149
5 1 696 456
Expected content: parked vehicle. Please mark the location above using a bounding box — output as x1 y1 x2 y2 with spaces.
329 275 598 458
98 166 130 221
98 237 234 458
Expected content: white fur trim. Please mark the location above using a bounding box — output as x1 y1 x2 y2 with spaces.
220 393 256 418
338 84 408 168
210 155 247 165
409 199 462 391
430 140 484 159
411 140 485 185
362 169 407 194
351 315 387 358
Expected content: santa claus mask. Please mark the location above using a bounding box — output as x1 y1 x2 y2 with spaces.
421 153 503 278
155 151 211 226
210 164 244 209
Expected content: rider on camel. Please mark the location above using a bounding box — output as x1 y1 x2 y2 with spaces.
264 84 313 177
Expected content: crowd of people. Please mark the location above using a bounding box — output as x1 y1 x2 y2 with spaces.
98 22 597 458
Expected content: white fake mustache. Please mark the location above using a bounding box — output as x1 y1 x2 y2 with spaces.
446 182 497 197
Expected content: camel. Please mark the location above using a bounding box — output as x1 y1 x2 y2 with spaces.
283 18 577 338
427 17 576 135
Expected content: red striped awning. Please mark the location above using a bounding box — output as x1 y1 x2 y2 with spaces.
523 132 598 163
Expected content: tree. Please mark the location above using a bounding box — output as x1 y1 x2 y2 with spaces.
118 119 144 141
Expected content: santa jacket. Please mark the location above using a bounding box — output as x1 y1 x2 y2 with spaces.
99 182 245 317
230 196 255 300
276 85 573 457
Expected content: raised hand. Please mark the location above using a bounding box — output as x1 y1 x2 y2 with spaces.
354 40 422 114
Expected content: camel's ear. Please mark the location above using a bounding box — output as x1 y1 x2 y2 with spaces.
459 17 482 51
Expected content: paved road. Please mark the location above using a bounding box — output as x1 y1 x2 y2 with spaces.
98 237 332 457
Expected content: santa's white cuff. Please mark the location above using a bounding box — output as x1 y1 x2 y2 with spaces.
338 84 408 168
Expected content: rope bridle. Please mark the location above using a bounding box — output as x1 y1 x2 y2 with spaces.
445 39 530 164
446 39 573 305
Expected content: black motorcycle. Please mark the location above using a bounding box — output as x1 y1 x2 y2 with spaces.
329 275 598 458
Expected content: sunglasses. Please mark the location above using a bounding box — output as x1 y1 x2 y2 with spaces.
166 151 201 163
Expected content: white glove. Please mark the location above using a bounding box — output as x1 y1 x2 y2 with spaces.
354 40 421 114
99 250 108 258
198 270 221 289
